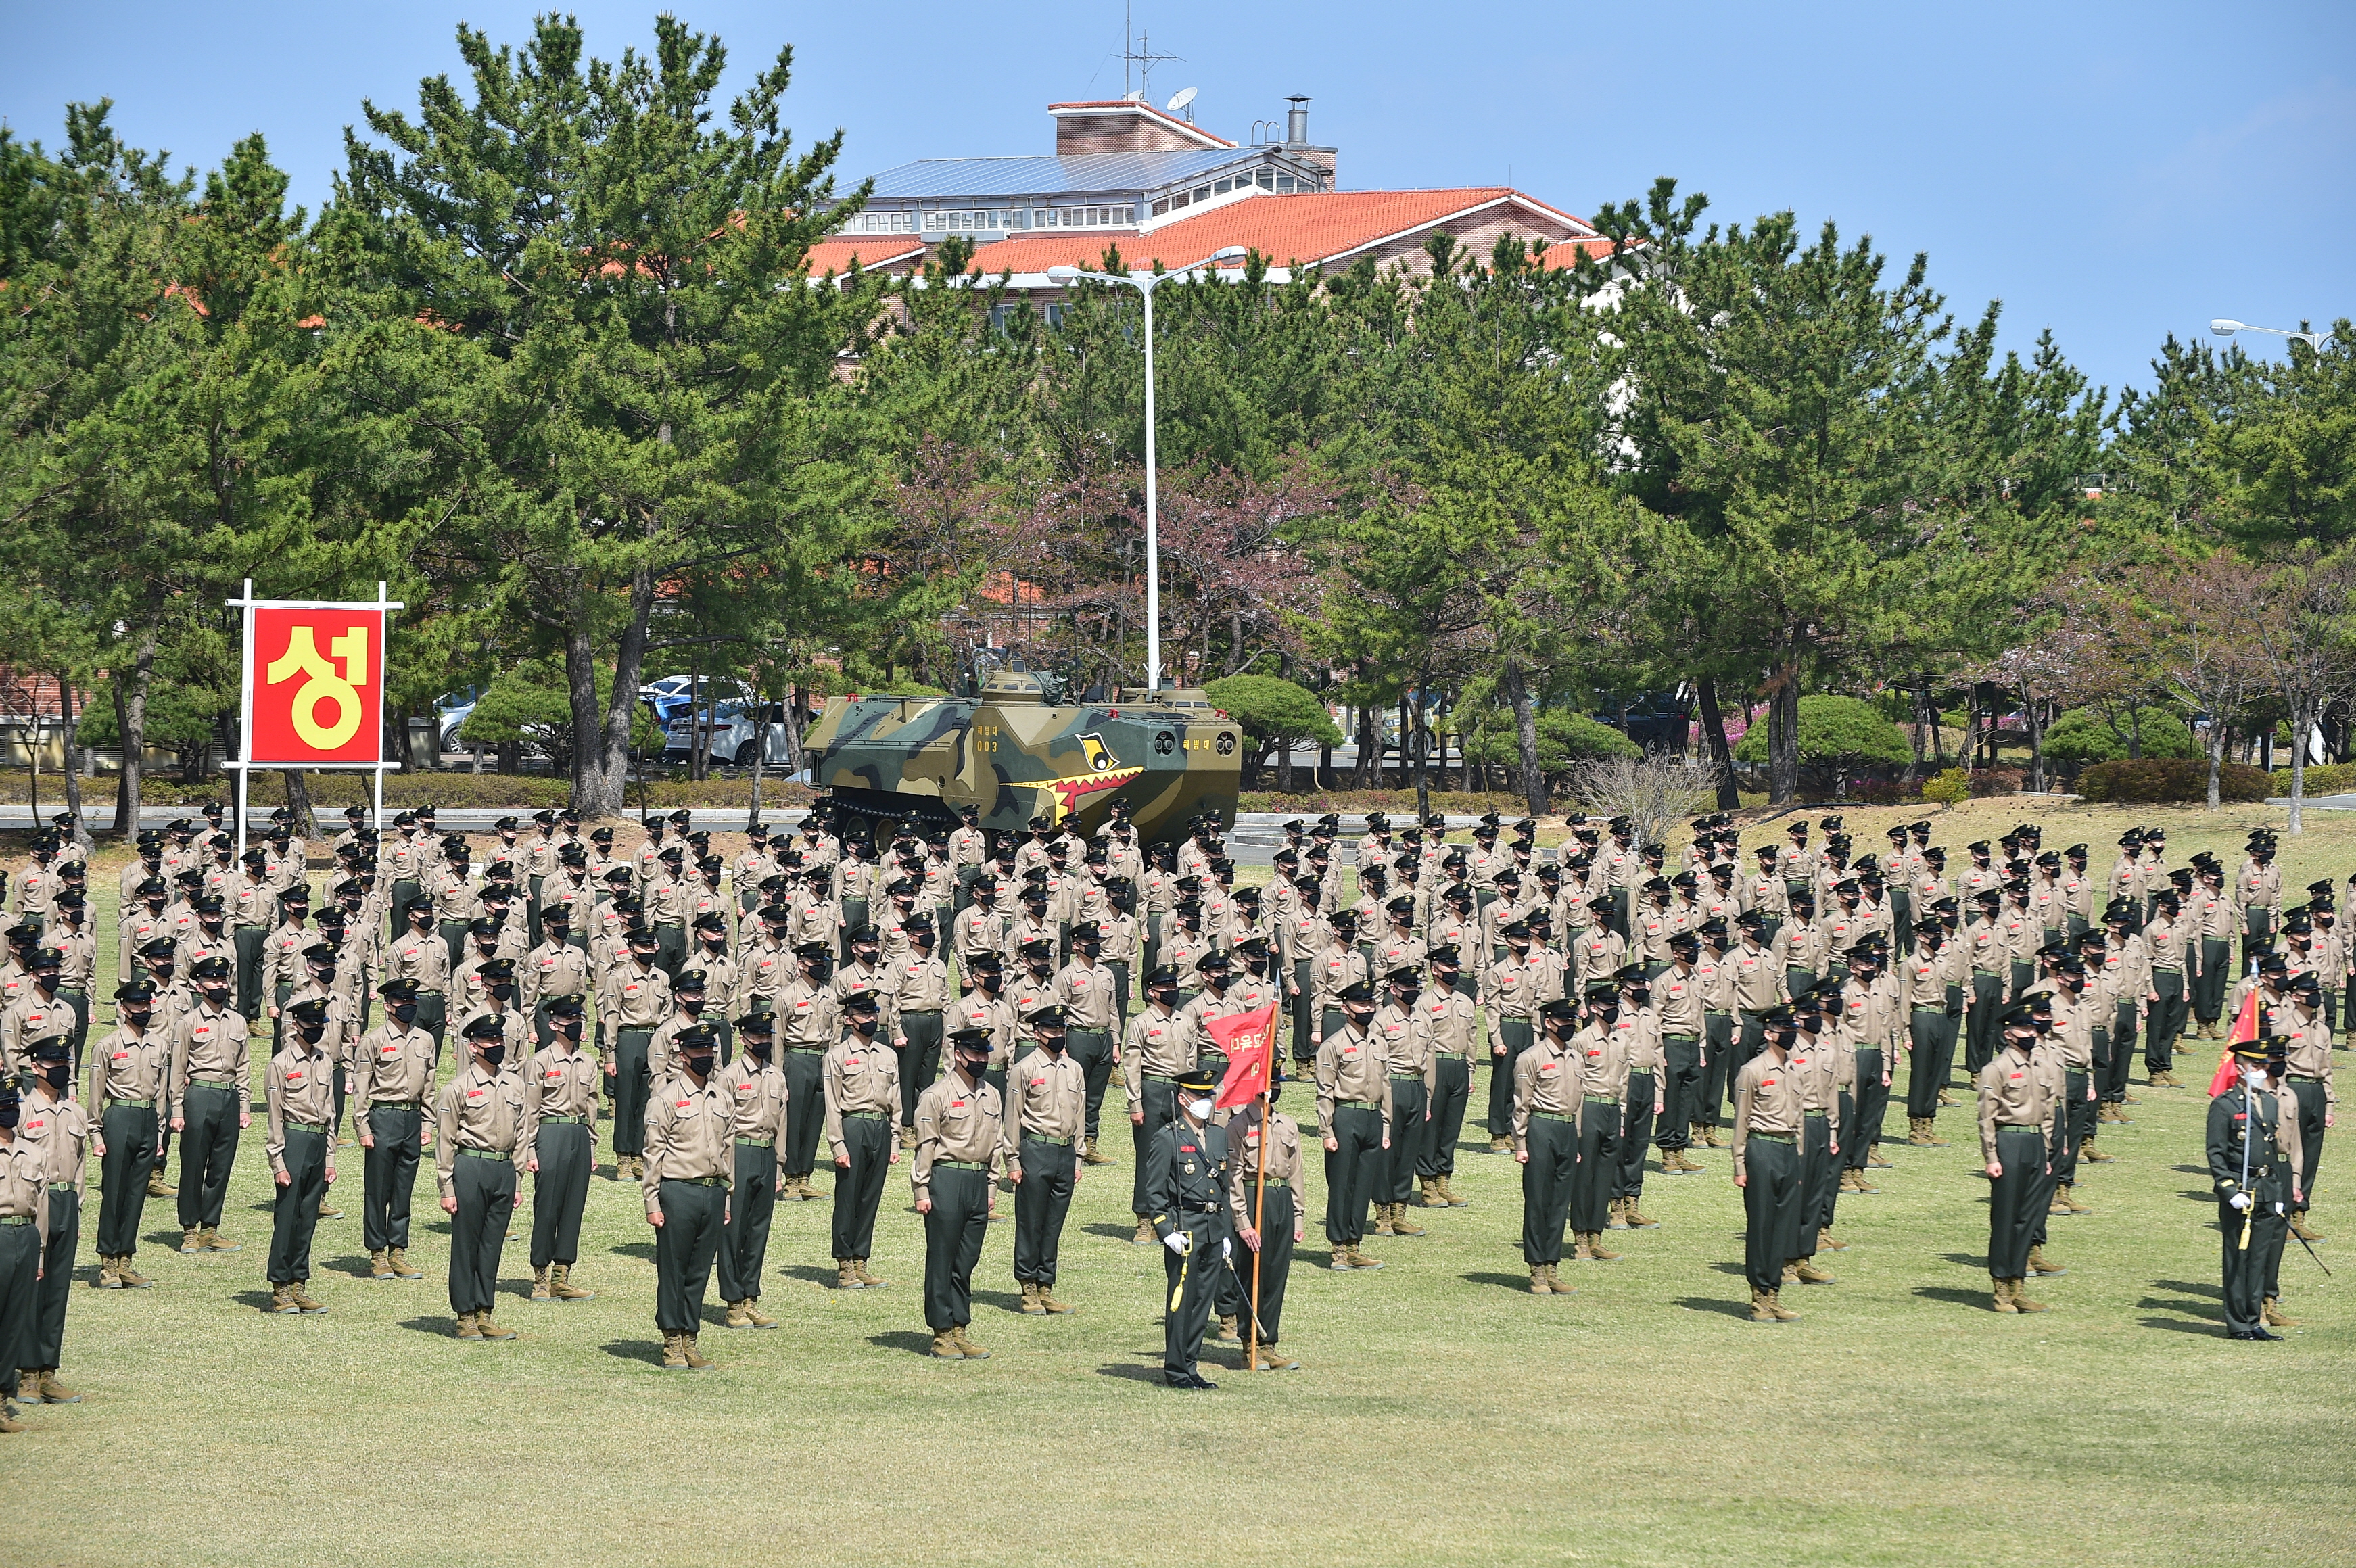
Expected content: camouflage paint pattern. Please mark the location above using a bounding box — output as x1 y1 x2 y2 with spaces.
805 671 1241 845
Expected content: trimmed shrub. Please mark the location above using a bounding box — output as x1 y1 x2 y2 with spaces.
2269 763 2356 796
1731 695 1909 769
2078 759 2269 804
2042 706 2198 765
1969 766 2023 798
1919 767 1969 808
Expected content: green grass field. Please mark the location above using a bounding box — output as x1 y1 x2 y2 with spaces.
12 796 2356 1567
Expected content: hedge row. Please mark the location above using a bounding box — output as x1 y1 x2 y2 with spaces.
2078 759 2269 804
2267 763 2356 797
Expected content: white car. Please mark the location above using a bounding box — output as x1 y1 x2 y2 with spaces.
664 700 795 768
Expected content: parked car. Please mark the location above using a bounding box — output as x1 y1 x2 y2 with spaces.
435 686 481 755
664 700 795 767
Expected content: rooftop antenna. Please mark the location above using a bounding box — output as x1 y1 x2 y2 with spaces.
1121 9 1181 104
1166 85 1198 122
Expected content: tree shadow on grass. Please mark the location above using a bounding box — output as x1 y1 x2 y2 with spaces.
1912 1286 1989 1307
396 1316 457 1337
231 1289 284 1312
1083 1222 1146 1243
975 1288 1027 1315
2153 1278 2222 1299
1462 1270 1543 1291
2170 1164 2209 1175
143 1231 189 1250
2138 1296 2218 1318
1095 1362 1171 1384
2177 1190 2219 1203
1673 1296 1760 1321
1938 1252 1989 1268
1705 1261 1747 1276
780 1264 843 1288
868 1330 941 1358
610 1240 655 1263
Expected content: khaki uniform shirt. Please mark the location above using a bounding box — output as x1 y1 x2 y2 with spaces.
1976 1045 2057 1164
599 961 673 1047
351 1022 437 1118
521 939 590 1012
1121 1005 1198 1112
434 1062 529 1202
90 1023 172 1122
523 1041 602 1131
1052 960 1118 1032
1225 1110 1301 1231
264 1041 339 1177
20 1087 89 1199
822 1031 902 1160
910 1070 1008 1203
717 1055 791 1158
1510 1034 1582 1153
1368 1000 1437 1095
641 1071 734 1215
1313 1023 1394 1137
1007 1044 1087 1160
1731 1048 1804 1180
0 1133 50 1249
168 1001 250 1101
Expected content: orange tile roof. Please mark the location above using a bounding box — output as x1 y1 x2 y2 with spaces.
802 238 928 275
958 189 1602 276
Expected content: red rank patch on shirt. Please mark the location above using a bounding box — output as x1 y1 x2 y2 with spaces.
951 1099 966 1109
467 1087 485 1100
1762 1077 1778 1087
1030 1077 1047 1087
1180 1144 1197 1154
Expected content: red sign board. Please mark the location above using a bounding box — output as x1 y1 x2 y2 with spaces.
246 605 387 765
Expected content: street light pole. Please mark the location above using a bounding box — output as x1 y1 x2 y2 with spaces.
2211 318 2336 351
1049 246 1248 693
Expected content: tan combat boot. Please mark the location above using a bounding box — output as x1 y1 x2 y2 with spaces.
2010 1277 2050 1312
117 1258 152 1289
1346 1244 1384 1270
899 1126 918 1151
1605 1199 1632 1231
1038 1285 1075 1314
1624 1198 1659 1229
2057 1183 2091 1214
1792 1257 1835 1284
1572 1233 1599 1263
1418 1176 1445 1208
853 1259 887 1287
1766 1289 1799 1322
180 1226 201 1254
1586 1231 1622 1261
1371 1204 1396 1237
368 1249 394 1282
34 1371 77 1404
2027 1245 2067 1276
388 1248 421 1280
799 1175 830 1202
1680 1149 1709 1173
1488 1135 1513 1154
745 1299 778 1329
264 1283 297 1314
2263 1297 2299 1328
837 1260 864 1291
724 1299 753 1329
1989 1277 2017 1313
2080 1139 2113 1164
1531 1266 1554 1296
1132 1217 1158 1245
1701 1124 1728 1149
2290 1214 2323 1243
662 1331 690 1369
1020 1282 1047 1315
1390 1204 1426 1237
531 1266 553 1302
1937 1088 1956 1108
455 1311 484 1339
1782 1260 1800 1285
201 1227 239 1253
1749 1286 1778 1321
1866 1143 1893 1170
477 1311 516 1341
1438 1175 1469 1206
94 1256 121 1289
680 1334 710 1369
1081 1136 1113 1166
1906 1116 1936 1147
550 1265 594 1300
950 1326 989 1360
1818 1226 1848 1252
149 1169 176 1197
931 1330 964 1359
289 1283 326 1313
1543 1264 1574 1293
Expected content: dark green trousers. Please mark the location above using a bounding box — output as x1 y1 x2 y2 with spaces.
266 1128 327 1287
1106 960 1131 1032
2105 1001 2138 1103
2288 1077 2328 1217
1131 1078 1177 1216
1906 1009 1947 1119
720 1142 778 1300
2242 909 2275 975
1797 1114 1833 1255
362 1105 422 1252
655 922 686 980
1012 1136 1077 1284
438 919 470 974
448 1152 515 1316
32 1189 77 1368
528 1121 592 1268
830 1116 891 1262
1064 1028 1114 1141
413 989 446 1053
611 1030 653 1157
780 1049 825 1177
234 925 267 1019
1662 1032 1703 1142
922 1164 989 1331
1161 1210 1225 1376
1728 1012 1768 1112
897 1013 944 1129
1289 963 1314 1062
2221 1197 2285 1334
1846 1051 1885 1170
1519 1114 1576 1266
1321 1103 1384 1246
1419 1056 1470 1178
2058 1071 2094 1185
1231 1184 1294 1343
1741 1134 1802 1293
653 1178 724 1332
177 1083 241 1231
1486 1018 1533 1138
2194 938 2230 1024
1965 973 2004 1076
97 1103 158 1257
1988 1126 2044 1278
1383 1078 1426 1204
59 990 88 1078
1617 1073 1655 1200
2146 970 2186 1074
0 1224 38 1398
1572 1099 1618 1232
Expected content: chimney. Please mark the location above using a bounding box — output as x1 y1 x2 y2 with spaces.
1279 95 1338 186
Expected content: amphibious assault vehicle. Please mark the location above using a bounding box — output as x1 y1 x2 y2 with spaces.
805 668 1242 844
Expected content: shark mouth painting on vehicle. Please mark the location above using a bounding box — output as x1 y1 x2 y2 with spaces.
1045 765 1145 821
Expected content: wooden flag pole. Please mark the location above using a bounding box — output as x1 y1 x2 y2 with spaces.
1250 1086 1267 1371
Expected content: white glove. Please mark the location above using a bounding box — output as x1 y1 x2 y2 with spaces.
1163 1232 1187 1254
1221 1238 1232 1262
2229 1192 2251 1211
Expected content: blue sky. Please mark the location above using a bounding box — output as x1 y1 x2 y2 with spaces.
4 1 2348 395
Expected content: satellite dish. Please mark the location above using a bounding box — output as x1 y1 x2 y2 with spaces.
1167 86 1198 116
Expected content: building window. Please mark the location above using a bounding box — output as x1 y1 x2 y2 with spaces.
1042 206 1130 229
1254 168 1274 191
919 208 1031 233
844 211 913 235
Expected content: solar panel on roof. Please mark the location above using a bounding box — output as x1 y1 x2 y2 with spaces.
864 150 1254 201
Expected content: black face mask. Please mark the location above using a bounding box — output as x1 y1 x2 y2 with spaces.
682 1050 715 1076
123 1009 154 1028
198 984 231 1007
956 1053 992 1078
313 964 337 987
1624 988 1651 1007
849 1014 877 1037
743 1037 774 1060
555 1018 583 1040
0 1103 16 1130
478 1044 506 1070
390 1003 418 1025
679 995 706 1014
298 1024 327 1047
40 1064 70 1089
